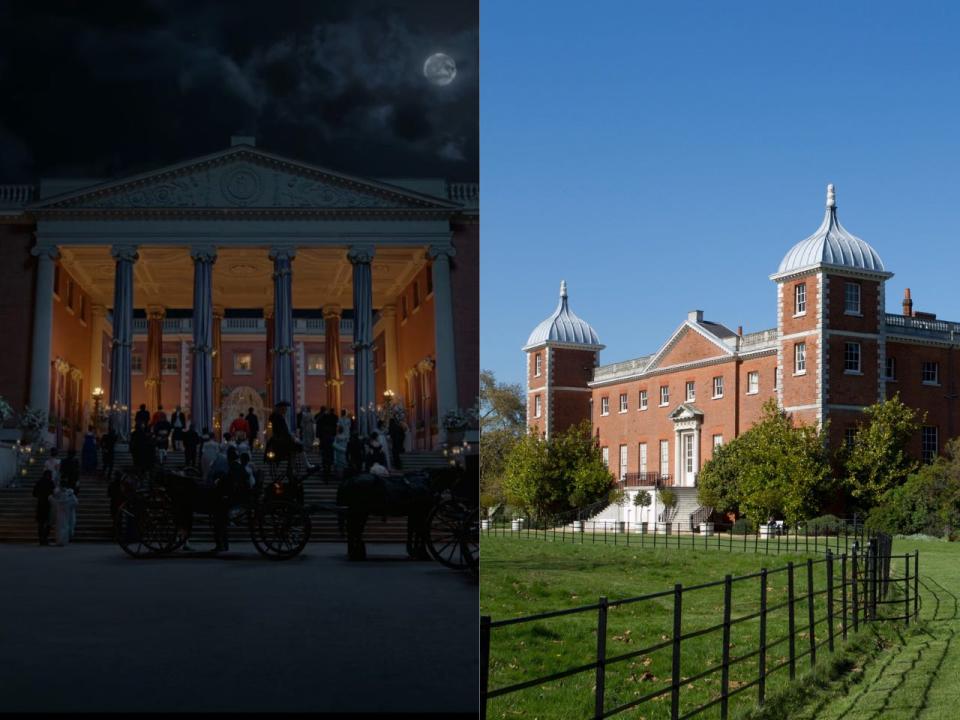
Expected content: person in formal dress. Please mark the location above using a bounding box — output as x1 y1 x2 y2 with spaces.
81 425 98 474
50 486 79 546
338 409 352 437
268 400 316 477
200 430 221 482
60 448 80 495
150 404 167 430
333 425 348 476
130 426 155 475
134 404 151 432
229 413 249 442
375 421 393 472
300 406 315 450
182 422 200 467
33 470 55 545
44 447 62 489
388 416 405 470
170 406 186 450
100 428 117 479
318 407 337 480
245 407 260 447
153 413 172 465
347 431 363 475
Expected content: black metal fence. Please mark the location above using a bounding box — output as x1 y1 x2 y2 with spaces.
482 516 872 558
481 536 918 720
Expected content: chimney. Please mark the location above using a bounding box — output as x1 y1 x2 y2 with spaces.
902 288 913 317
737 325 743 337
687 310 704 323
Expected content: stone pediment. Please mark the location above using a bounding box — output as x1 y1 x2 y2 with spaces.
669 403 704 422
29 146 459 212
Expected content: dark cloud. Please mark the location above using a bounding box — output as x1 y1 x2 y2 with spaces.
0 0 478 182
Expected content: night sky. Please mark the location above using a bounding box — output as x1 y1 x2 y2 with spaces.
0 1 478 183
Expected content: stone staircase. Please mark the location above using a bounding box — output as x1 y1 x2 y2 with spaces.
575 486 710 532
0 446 450 545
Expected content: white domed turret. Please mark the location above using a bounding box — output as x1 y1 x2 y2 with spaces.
523 281 602 350
772 184 891 279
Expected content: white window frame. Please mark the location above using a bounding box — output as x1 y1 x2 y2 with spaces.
685 381 695 402
306 353 325 375
794 282 806 315
844 342 861 374
922 361 939 385
534 353 542 377
233 352 254 375
747 371 759 395
600 397 610 416
844 281 861 315
618 393 628 413
344 354 356 375
131 354 144 374
619 444 628 481
713 434 723 449
794 342 806 375
659 440 669 477
638 443 647 473
161 354 179 375
534 395 542 418
922 426 938 463
659 385 669 407
601 447 609 468
639 389 648 410
712 376 724 399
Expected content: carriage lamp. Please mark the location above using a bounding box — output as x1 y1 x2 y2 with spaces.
92 387 104 398
266 451 276 460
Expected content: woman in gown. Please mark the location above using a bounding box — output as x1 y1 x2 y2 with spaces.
81 426 98 474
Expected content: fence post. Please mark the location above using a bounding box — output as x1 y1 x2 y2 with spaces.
480 616 491 720
671 584 683 720
787 562 796 680
721 575 732 720
827 551 835 653
807 558 816 667
870 539 878 620
851 542 859 633
915 550 920 622
841 553 848 641
904 554 911 626
759 568 768 706
595 597 608 720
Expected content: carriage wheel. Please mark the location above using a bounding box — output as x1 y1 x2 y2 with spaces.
426 499 469 569
461 507 479 577
250 500 311 560
115 490 181 557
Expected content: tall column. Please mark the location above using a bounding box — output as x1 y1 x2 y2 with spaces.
29 246 60 416
348 245 376 437
323 304 343 412
144 305 165 411
264 304 274 409
88 304 107 397
190 245 216 435
270 246 296 430
109 245 138 439
428 244 459 443
212 305 224 433
380 304 401 399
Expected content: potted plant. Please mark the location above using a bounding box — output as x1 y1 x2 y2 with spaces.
441 408 469 445
633 490 652 533
700 517 715 536
656 487 677 535
0 396 18 442
18 406 47 445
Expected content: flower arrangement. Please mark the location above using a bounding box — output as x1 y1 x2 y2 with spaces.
18 406 47 432
378 392 407 427
0 396 14 426
442 408 470 432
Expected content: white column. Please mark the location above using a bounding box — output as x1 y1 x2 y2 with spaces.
427 244 458 442
380 304 401 398
29 247 59 413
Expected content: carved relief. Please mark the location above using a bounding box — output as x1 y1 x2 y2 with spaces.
273 174 395 209
88 174 210 208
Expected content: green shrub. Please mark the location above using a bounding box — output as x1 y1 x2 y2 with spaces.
658 488 677 509
805 514 843 536
731 517 756 534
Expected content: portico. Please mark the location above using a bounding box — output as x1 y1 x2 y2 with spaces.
16 138 476 447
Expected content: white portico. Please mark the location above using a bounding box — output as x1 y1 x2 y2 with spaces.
668 403 702 487
20 137 475 442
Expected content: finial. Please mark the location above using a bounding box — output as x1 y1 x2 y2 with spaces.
560 280 567 298
826 183 836 208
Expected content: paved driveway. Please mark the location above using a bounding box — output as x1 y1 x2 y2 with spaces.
0 542 477 713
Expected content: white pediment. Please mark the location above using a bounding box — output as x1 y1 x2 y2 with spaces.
29 147 458 212
668 403 704 422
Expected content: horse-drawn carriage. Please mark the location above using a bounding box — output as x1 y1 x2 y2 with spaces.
114 455 313 560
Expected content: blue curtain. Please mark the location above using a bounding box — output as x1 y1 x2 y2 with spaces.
349 246 375 438
191 248 216 435
271 248 296 430
109 246 137 439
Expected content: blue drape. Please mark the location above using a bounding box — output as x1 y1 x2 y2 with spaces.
349 246 375 438
271 248 296 430
191 247 216 435
109 246 137 439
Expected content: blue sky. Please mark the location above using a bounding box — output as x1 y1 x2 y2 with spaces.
480 1 960 388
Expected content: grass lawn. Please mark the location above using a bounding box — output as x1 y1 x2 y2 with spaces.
482 535 893 719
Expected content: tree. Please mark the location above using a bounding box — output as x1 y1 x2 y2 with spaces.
843 393 923 510
479 370 526 511
696 399 832 523
502 420 616 522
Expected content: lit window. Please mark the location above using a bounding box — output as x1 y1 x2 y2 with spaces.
886 356 896 380
619 393 628 413
845 282 861 314
923 361 939 385
712 376 724 398
639 390 648 410
307 354 325 375
600 397 610 416
346 354 356 373
601 447 609 468
534 353 542 377
747 371 759 394
659 385 669 406
234 353 253 374
795 343 806 373
131 355 143 374
844 342 861 373
412 281 420 309
161 355 178 374
713 434 723 449
922 426 939 463
685 381 695 401
795 283 806 314
534 395 542 418
638 443 647 473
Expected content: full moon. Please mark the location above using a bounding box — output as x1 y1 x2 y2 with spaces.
423 53 456 86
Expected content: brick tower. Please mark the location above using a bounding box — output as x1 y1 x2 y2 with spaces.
523 281 604 438
770 184 892 444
